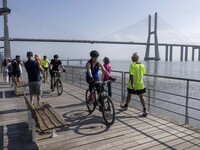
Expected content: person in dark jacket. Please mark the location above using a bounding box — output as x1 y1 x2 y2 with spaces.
24 51 44 104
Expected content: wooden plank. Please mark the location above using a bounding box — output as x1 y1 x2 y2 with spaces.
34 103 55 130
42 102 67 126
34 109 49 131
38 102 63 128
16 81 26 87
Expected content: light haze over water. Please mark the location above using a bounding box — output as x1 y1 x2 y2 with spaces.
111 60 200 80
66 60 200 80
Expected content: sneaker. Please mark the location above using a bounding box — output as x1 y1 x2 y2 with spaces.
140 111 148 117
51 85 55 92
120 104 128 111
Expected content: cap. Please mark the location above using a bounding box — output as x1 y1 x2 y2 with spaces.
27 51 33 57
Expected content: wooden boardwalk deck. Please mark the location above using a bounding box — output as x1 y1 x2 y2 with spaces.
1 75 200 150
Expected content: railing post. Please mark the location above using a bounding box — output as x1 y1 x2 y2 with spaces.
79 74 81 87
148 89 151 112
122 72 127 104
72 67 74 84
185 80 189 124
121 72 124 103
80 58 82 66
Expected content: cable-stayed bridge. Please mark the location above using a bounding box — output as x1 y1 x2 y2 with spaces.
1 0 200 61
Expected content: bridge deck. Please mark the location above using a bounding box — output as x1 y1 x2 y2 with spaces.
1 76 200 150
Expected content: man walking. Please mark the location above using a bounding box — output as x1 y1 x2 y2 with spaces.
121 52 148 117
24 51 44 104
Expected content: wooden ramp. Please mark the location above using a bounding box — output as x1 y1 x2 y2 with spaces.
1 77 200 150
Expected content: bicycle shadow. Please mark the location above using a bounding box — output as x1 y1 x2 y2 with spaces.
61 110 110 136
41 90 60 98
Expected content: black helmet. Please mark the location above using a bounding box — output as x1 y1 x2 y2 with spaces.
43 55 47 59
54 54 59 59
90 50 99 58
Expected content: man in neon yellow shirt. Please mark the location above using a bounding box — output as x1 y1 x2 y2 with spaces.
41 55 50 80
121 52 148 117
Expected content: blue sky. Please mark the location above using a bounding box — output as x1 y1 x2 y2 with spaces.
1 0 200 60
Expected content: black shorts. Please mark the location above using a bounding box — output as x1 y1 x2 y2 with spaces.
127 88 146 95
8 72 12 77
43 67 48 72
13 71 21 77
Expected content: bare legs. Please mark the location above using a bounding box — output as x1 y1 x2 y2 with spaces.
30 95 41 104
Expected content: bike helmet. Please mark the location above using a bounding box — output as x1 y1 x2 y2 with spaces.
90 50 99 58
54 54 59 59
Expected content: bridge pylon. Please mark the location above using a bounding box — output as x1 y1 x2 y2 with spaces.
144 12 160 61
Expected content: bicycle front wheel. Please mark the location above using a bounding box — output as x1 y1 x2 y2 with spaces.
102 96 115 126
56 79 63 95
85 89 97 113
43 72 46 83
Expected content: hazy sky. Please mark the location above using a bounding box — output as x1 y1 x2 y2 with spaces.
1 0 200 60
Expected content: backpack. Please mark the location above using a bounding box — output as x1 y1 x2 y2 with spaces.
11 59 20 72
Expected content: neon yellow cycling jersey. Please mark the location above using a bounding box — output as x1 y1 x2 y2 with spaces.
41 59 49 68
127 62 146 90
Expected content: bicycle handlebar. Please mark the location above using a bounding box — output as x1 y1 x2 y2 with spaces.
94 77 116 85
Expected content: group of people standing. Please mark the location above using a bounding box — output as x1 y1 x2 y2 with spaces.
1 55 23 84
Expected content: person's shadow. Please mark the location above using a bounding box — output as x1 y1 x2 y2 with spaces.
2 122 39 149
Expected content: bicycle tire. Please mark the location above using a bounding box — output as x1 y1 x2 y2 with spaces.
101 95 115 126
43 72 46 83
56 78 63 95
85 89 97 113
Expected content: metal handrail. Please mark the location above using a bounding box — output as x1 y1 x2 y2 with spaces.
63 65 200 128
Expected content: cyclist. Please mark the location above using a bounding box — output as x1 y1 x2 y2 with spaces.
86 50 113 97
49 54 65 90
41 55 50 80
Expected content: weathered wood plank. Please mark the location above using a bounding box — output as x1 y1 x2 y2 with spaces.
38 102 63 127
42 102 66 126
34 103 55 130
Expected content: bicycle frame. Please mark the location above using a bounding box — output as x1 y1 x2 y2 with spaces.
51 71 63 95
93 80 110 105
87 80 115 125
52 71 61 85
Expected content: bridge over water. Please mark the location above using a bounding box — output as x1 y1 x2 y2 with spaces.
0 0 200 61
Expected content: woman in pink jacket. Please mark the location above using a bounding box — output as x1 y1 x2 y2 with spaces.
102 57 112 97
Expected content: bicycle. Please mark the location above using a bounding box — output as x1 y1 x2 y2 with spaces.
85 78 116 126
51 70 63 96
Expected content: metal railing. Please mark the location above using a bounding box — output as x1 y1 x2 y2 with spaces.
63 65 200 129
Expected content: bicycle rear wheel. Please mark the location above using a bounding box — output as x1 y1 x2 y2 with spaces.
102 96 115 126
56 79 63 95
43 72 46 83
85 89 97 113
